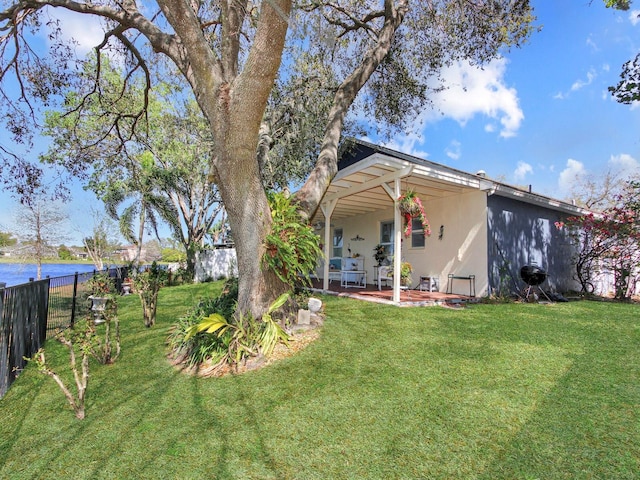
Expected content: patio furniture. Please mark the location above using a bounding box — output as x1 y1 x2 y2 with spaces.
419 275 439 292
446 274 476 297
341 269 367 288
328 257 343 283
378 266 393 290
342 257 366 288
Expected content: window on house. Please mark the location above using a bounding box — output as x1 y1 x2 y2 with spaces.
333 228 343 257
411 218 425 248
380 221 394 259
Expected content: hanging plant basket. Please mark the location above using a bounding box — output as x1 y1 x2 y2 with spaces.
398 189 432 238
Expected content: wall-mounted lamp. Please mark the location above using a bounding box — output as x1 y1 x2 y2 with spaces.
351 234 365 241
438 225 444 241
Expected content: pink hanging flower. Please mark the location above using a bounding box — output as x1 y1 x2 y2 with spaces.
398 189 432 238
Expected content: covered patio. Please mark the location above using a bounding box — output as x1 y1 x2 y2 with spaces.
312 139 492 305
309 279 476 307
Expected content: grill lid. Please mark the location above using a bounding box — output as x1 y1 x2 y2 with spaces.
520 265 547 286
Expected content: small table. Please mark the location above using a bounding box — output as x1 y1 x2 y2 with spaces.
446 274 476 297
341 270 367 288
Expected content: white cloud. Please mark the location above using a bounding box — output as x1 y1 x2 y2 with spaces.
445 140 461 160
383 133 430 160
609 153 640 175
570 69 596 92
558 158 586 193
513 161 533 181
42 6 106 56
555 67 602 100
422 58 524 138
629 10 640 26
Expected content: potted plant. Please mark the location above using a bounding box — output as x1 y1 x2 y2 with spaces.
85 271 120 363
386 260 413 287
86 272 116 324
398 189 431 238
400 261 413 286
373 244 386 266
121 277 133 295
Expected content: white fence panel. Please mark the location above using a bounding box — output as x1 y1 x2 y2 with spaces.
195 249 238 283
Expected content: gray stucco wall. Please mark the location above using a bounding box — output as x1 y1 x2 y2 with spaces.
487 194 579 295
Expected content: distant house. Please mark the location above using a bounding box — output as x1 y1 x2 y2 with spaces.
311 139 590 302
70 247 89 259
116 245 149 263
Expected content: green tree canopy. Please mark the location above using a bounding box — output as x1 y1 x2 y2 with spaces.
0 231 17 248
0 1 536 317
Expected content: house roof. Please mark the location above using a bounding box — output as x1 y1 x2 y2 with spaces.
316 138 588 222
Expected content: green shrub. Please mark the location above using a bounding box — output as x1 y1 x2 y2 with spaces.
168 280 290 372
167 278 238 367
185 293 290 370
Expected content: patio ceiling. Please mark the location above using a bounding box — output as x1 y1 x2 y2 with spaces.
315 152 492 222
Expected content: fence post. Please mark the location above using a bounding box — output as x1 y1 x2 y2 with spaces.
70 272 79 328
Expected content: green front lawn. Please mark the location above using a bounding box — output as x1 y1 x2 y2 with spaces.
1 283 638 479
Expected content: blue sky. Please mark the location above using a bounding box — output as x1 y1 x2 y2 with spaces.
377 2 640 198
1 1 639 245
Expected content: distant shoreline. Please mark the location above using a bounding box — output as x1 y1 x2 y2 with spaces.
0 258 95 265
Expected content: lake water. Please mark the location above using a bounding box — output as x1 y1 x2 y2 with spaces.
0 263 100 287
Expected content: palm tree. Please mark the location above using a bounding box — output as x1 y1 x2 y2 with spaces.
103 152 180 267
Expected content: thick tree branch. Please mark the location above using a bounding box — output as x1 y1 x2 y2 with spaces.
294 0 409 219
157 0 222 111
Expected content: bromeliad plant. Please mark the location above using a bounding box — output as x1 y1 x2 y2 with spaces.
263 191 322 287
184 293 290 374
398 189 431 238
168 278 239 368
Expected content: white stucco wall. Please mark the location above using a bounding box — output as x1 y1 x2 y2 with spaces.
318 190 489 295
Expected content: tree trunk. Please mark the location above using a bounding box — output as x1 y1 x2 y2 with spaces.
159 0 294 318
214 144 289 319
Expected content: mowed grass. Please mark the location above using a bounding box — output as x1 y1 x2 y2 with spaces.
1 282 638 479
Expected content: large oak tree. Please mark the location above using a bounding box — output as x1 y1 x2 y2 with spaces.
0 1 535 318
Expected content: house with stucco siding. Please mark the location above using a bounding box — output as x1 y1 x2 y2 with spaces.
312 139 588 303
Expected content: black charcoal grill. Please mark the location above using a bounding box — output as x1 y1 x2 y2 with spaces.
520 265 547 286
519 265 551 302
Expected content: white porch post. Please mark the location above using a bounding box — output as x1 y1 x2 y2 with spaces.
320 200 337 291
382 174 412 305
393 178 402 303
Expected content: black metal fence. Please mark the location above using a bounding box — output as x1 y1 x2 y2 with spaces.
0 279 49 398
0 266 130 398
